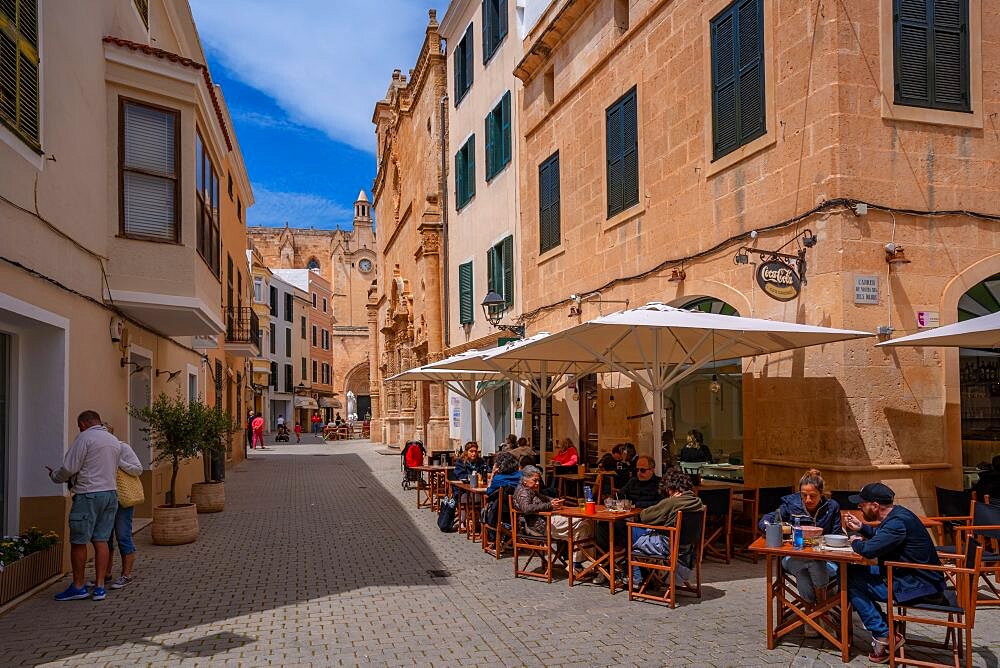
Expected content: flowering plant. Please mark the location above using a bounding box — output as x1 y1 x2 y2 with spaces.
0 527 59 573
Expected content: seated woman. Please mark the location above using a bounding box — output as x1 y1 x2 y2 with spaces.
677 429 713 463
486 451 522 496
759 469 841 609
512 466 592 566
631 468 705 588
450 442 487 529
551 438 579 469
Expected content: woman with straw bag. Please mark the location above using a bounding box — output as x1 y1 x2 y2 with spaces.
103 423 144 589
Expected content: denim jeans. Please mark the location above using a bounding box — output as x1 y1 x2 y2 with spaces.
847 564 890 639
782 556 837 603
629 526 692 585
109 505 136 557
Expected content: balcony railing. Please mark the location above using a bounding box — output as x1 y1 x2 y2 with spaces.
225 307 260 348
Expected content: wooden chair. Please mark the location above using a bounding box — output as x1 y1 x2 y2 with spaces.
510 506 564 582
888 539 984 668
830 490 859 511
947 502 1000 608
626 509 706 607
732 485 792 563
481 487 513 559
696 487 732 563
927 487 976 545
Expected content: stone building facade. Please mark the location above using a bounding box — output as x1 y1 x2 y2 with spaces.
248 192 376 417
370 11 449 451
511 0 999 510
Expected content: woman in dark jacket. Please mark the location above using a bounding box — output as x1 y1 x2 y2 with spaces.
677 430 713 463
759 469 841 607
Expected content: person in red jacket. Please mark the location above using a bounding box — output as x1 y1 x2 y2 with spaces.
551 438 579 466
293 422 302 443
251 413 265 449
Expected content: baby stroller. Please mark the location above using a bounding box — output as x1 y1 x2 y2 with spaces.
401 440 426 490
275 424 290 442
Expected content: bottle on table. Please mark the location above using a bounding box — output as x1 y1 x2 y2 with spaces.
792 517 803 550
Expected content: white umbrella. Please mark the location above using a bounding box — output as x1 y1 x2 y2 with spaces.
472 303 873 470
386 362 503 444
876 311 1000 348
427 333 605 457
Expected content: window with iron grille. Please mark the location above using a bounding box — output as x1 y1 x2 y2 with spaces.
458 261 474 325
0 0 39 150
710 0 765 160
605 86 639 218
455 135 476 209
538 151 560 253
487 236 514 311
454 23 474 104
196 132 221 274
133 0 148 28
485 91 511 181
893 0 970 112
120 101 179 241
482 0 508 64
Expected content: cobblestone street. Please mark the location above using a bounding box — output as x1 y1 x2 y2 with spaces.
1 438 997 667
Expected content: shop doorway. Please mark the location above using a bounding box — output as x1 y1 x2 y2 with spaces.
491 382 511 448
958 271 1000 468
666 297 744 464
578 374 599 467
128 349 153 468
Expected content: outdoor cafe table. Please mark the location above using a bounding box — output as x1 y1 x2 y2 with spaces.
749 536 867 663
411 465 453 511
558 505 643 595
554 471 600 498
449 480 488 540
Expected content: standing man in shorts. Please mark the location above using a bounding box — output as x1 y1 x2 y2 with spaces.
48 410 121 601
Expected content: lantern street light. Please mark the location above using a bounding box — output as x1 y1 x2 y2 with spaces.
481 290 526 338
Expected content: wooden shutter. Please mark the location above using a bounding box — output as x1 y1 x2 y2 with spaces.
487 245 496 293
711 6 738 159
539 152 560 253
482 0 492 63
122 102 178 241
485 107 495 179
466 135 476 202
464 23 474 91
606 102 624 217
501 90 512 167
711 0 765 160
501 235 514 308
453 39 462 100
894 0 969 111
498 0 508 44
455 146 464 205
459 261 474 324
736 0 765 143
606 87 637 218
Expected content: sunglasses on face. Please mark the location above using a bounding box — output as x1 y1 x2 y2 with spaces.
637 467 653 472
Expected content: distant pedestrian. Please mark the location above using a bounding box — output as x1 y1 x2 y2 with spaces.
294 422 302 443
276 414 285 429
245 410 255 451
101 423 142 590
48 410 121 602
311 414 321 434
251 413 265 449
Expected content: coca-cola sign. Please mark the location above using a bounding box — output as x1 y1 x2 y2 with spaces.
756 259 801 302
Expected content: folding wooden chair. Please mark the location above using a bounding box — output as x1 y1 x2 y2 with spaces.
888 539 984 668
949 502 1000 608
510 506 564 582
626 509 706 607
697 487 732 563
733 485 792 563
481 487 513 559
925 487 976 546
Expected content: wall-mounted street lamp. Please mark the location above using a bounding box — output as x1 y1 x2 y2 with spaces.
481 290 526 338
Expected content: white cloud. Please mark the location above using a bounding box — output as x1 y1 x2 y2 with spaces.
190 0 448 154
248 185 354 229
231 109 307 133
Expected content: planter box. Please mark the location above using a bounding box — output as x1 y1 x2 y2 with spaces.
0 544 62 605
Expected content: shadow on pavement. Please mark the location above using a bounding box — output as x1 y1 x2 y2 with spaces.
0 453 447 664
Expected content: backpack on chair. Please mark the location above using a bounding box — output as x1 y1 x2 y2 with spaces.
437 496 457 532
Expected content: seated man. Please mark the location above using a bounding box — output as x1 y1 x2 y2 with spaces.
594 455 663 580
631 467 704 588
845 483 946 664
512 466 592 566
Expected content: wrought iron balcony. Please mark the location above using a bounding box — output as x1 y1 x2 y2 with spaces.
224 306 260 356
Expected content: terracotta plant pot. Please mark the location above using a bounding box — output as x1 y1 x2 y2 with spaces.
151 503 199 545
0 544 62 605
190 481 225 513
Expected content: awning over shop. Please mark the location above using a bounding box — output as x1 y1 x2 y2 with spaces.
877 311 1000 348
294 396 319 409
320 397 343 409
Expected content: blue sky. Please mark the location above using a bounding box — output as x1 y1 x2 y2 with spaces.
190 0 448 230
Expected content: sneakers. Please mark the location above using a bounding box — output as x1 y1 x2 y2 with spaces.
91 586 107 601
869 633 904 664
54 584 90 601
109 575 133 589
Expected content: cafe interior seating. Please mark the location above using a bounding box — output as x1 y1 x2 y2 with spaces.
888 539 985 668
626 509 706 608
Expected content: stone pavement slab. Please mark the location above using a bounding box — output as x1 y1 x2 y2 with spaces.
0 437 996 666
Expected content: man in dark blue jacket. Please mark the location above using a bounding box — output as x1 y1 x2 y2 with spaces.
845 483 945 664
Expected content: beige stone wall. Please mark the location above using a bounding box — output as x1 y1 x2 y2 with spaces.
513 0 1000 511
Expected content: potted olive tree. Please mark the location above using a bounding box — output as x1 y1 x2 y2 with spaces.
129 393 211 545
190 406 235 513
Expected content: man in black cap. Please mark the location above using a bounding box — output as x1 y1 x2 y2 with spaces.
843 482 945 664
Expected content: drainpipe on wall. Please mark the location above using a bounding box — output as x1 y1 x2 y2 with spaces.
440 93 451 349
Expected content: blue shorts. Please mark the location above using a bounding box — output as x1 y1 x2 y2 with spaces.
110 505 136 556
68 491 118 544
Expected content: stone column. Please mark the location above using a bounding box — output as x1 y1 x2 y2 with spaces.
366 290 382 442
417 218 449 452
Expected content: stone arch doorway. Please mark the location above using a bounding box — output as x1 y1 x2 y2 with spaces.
957 271 1000 468
663 296 744 465
345 362 371 420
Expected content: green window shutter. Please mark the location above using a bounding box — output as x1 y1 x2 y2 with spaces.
465 23 474 91
501 235 514 308
711 0 765 161
711 6 738 159
458 261 474 324
498 0 508 44
893 0 970 111
487 245 496 293
466 135 476 202
736 0 765 143
484 110 494 179
455 148 464 207
606 87 637 218
501 90 512 167
539 152 561 253
453 41 462 101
